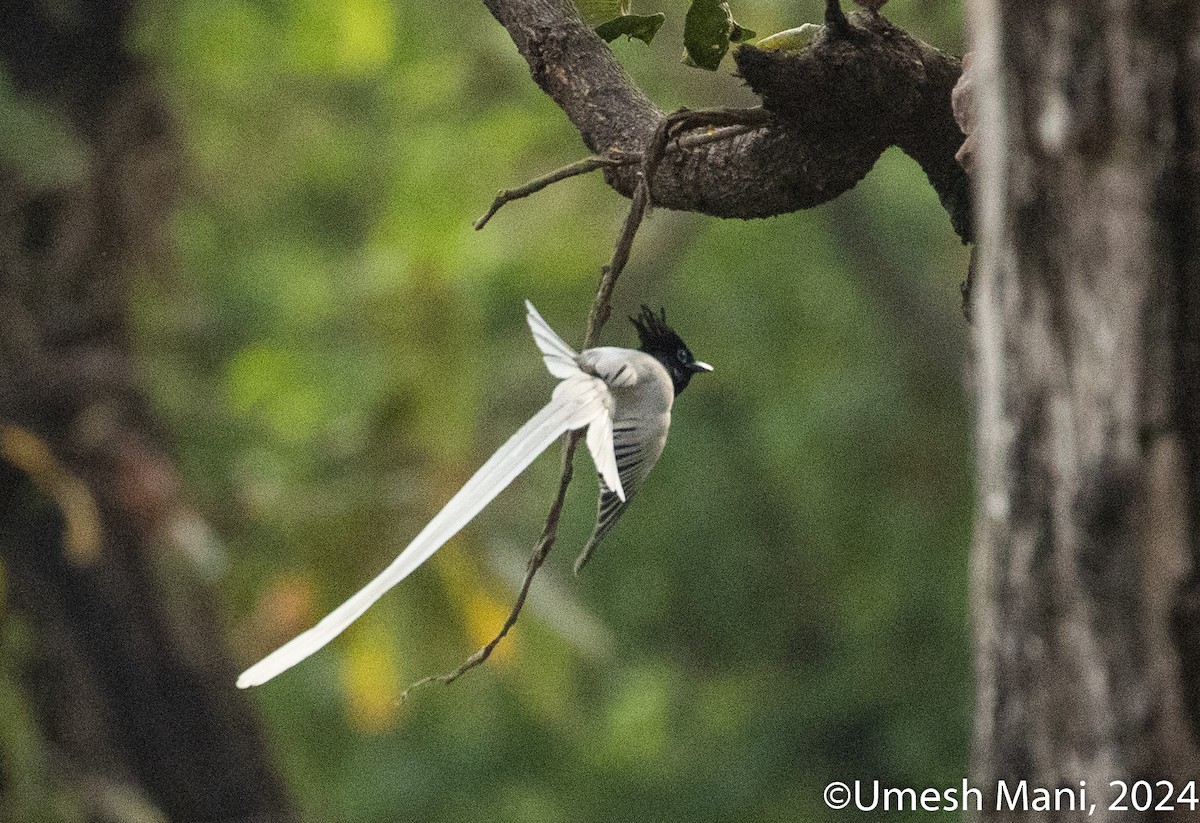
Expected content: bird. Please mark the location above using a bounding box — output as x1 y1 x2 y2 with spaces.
236 300 711 689
571 304 711 573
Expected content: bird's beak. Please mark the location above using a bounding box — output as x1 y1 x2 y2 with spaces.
691 361 714 372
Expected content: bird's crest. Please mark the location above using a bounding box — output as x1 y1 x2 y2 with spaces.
630 305 687 355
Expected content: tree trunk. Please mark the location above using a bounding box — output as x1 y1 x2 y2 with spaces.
968 0 1200 818
0 2 296 819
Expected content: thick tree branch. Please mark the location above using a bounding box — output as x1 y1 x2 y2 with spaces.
482 0 971 239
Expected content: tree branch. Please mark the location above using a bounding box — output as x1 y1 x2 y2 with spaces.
482 0 971 239
473 119 768 229
420 0 973 695
475 154 629 230
825 0 852 36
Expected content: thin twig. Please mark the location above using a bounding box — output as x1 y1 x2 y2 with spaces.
400 436 580 696
473 111 769 230
474 153 629 231
594 180 652 328
402 124 664 697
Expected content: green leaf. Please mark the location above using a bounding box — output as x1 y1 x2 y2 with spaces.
682 0 752 70
729 23 756 42
595 13 666 45
575 0 631 24
754 23 821 51
683 0 732 71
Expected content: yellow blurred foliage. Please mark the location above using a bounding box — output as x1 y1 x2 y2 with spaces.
285 0 396 77
0 425 102 565
340 617 404 733
435 542 514 664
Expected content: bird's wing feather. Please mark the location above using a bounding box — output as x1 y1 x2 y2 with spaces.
525 300 580 379
576 490 626 574
611 417 666 497
574 413 669 573
237 374 608 688
525 304 626 500
578 347 639 389
585 396 624 502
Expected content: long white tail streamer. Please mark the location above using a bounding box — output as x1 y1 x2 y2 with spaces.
236 373 609 688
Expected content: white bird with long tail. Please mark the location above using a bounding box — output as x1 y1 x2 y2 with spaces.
237 301 711 688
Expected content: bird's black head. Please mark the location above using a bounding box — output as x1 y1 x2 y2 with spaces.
630 305 712 395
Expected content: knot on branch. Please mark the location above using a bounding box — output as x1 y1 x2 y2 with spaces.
733 13 973 241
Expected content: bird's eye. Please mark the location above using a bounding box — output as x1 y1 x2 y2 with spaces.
676 346 691 363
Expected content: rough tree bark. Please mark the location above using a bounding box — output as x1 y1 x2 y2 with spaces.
968 0 1200 819
483 0 972 238
0 1 296 820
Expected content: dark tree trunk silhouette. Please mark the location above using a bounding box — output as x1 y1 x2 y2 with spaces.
0 1 296 819
966 0 1200 818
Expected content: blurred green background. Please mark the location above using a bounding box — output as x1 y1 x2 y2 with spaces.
54 0 970 818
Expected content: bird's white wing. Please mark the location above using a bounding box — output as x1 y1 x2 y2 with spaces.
578 346 639 390
237 373 610 688
525 300 580 379
585 395 624 502
526 302 625 500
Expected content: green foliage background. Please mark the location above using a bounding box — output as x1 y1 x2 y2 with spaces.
14 0 972 819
